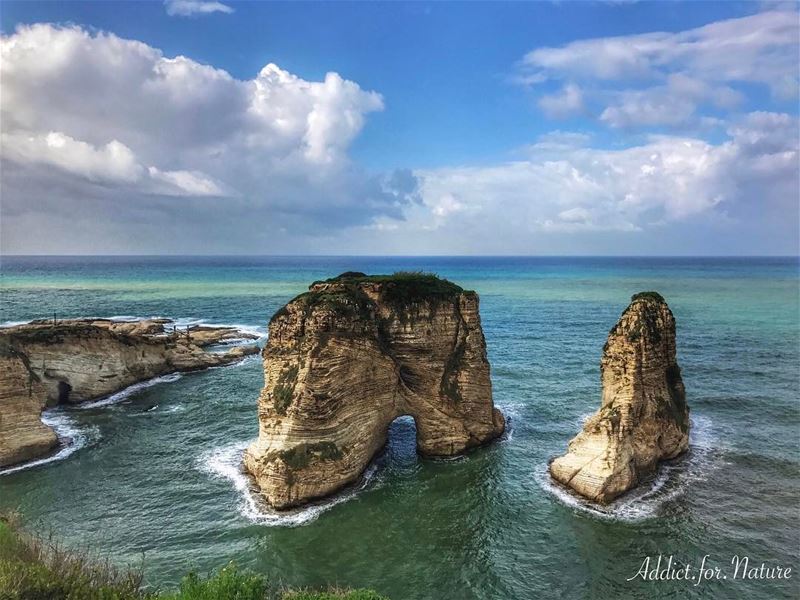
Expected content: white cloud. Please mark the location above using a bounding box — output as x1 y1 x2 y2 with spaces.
147 167 227 197
164 0 233 17
1 131 143 183
519 10 799 128
385 114 798 251
0 24 404 252
600 74 744 129
538 83 584 119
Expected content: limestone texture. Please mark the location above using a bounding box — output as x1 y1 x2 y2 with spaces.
549 292 689 503
0 319 259 468
244 273 505 509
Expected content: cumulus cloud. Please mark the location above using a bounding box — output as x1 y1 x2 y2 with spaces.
1 131 143 183
0 23 408 253
519 10 799 128
164 0 233 17
538 83 584 119
383 113 798 252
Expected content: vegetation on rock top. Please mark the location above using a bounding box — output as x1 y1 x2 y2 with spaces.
630 291 666 303
269 272 470 325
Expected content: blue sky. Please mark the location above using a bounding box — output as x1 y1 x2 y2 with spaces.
0 1 798 254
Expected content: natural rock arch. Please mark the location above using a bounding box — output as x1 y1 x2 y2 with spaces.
244 273 505 509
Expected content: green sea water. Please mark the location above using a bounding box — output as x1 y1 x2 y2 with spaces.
1 256 798 599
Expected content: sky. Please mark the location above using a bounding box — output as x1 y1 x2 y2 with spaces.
0 0 798 255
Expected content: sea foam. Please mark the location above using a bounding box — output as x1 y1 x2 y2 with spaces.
77 373 184 409
199 441 380 527
0 409 98 476
537 414 717 522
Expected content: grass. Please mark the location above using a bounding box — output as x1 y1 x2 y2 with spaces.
320 271 466 308
0 513 388 600
630 291 666 304
269 271 469 325
0 512 146 600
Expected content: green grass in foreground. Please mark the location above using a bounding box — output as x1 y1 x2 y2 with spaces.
0 515 387 600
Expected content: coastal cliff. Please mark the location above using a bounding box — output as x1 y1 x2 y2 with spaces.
549 292 689 503
243 272 505 509
0 319 259 468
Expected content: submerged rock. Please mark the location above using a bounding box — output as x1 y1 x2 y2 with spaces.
549 292 689 504
0 318 259 468
243 272 505 509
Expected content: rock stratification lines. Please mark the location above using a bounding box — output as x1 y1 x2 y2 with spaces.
549 292 689 503
244 273 505 509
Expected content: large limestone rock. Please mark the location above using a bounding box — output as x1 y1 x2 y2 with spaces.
0 347 58 467
244 272 505 509
549 292 689 504
0 319 259 468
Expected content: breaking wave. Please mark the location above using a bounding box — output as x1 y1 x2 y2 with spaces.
536 414 717 522
77 373 184 409
199 441 380 527
0 409 98 476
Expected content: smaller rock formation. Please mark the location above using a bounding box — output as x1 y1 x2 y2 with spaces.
0 319 259 468
244 272 505 509
549 292 689 504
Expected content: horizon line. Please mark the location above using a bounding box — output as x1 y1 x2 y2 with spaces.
1 253 799 259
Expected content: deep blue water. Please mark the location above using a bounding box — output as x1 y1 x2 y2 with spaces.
1 256 798 599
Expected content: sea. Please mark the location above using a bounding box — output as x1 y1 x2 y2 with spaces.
0 256 798 599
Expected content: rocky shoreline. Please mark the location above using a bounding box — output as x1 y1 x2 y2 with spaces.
0 318 260 468
1 285 690 512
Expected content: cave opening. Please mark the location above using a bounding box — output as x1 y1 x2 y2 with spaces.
57 381 72 405
386 415 419 466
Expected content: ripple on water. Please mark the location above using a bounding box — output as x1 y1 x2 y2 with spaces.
536 415 718 522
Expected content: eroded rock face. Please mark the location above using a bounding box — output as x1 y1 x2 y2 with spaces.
0 319 259 468
549 292 689 503
243 273 505 509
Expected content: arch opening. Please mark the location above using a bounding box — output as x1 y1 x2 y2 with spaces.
57 381 72 405
386 415 419 466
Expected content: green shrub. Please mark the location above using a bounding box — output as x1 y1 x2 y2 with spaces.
630 291 665 303
163 564 268 600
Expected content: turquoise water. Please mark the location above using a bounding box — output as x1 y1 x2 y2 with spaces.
1 256 798 599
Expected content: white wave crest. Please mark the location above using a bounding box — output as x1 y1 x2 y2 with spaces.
0 409 98 476
76 373 184 409
198 441 378 527
496 404 520 443
537 414 716 522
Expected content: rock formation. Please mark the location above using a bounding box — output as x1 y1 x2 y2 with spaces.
0 318 259 468
244 272 505 509
549 292 689 504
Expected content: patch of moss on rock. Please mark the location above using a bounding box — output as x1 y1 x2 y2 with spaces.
279 442 343 470
273 364 299 415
